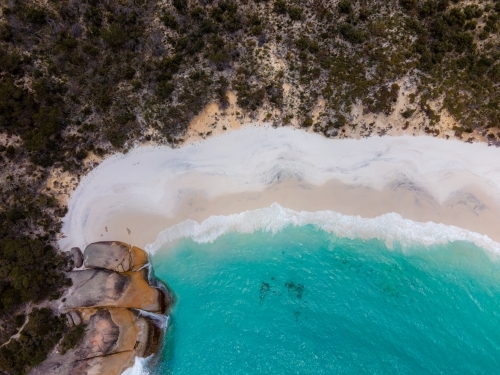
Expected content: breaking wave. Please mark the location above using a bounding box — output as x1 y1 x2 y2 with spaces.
145 203 500 256
122 357 150 375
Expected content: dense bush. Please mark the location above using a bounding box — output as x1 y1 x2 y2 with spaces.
339 23 365 44
101 24 128 49
0 239 69 314
0 308 65 375
60 324 86 355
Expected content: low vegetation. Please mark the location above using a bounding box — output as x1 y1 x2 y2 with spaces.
0 309 65 375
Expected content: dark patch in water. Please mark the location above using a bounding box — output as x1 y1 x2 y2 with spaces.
260 281 271 305
293 310 301 322
285 281 304 299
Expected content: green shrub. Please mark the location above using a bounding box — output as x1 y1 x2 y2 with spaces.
60 324 86 355
273 0 287 14
14 314 26 328
464 4 483 19
302 117 313 127
56 32 77 51
401 108 415 118
419 0 438 18
161 13 178 29
400 0 417 10
173 0 188 14
488 64 500 83
101 24 128 48
0 24 12 41
208 52 232 70
0 49 22 75
85 6 102 27
339 23 365 44
0 78 37 131
365 84 400 115
23 107 61 152
288 6 303 20
156 81 175 99
25 7 47 25
5 145 16 158
338 0 353 14
94 87 113 109
0 239 68 315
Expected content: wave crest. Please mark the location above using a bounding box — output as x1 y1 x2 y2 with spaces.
122 357 150 375
145 203 500 255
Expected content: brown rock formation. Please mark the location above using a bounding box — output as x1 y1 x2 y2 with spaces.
29 308 160 375
71 247 84 268
62 269 166 313
29 242 169 375
83 241 149 272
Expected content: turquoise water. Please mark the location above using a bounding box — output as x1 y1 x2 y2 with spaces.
148 225 500 374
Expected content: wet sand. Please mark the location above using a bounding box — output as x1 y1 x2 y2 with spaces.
90 178 500 249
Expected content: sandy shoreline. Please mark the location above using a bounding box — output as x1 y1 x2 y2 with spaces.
94 179 500 249
60 126 500 375
60 127 500 253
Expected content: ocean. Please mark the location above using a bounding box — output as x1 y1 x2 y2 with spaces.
140 220 500 374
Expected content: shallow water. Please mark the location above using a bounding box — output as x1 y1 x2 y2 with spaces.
147 225 500 374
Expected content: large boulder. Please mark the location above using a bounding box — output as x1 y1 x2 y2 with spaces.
29 308 160 375
71 247 84 268
76 308 152 358
63 247 84 272
84 241 148 272
62 269 166 313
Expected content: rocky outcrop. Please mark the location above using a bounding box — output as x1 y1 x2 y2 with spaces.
83 241 148 272
62 269 165 313
71 247 84 268
29 242 169 375
30 308 162 375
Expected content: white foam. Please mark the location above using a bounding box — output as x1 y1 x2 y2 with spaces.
146 203 500 257
122 356 150 375
136 310 169 330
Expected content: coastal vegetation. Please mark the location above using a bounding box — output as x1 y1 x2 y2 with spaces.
1 0 500 372
0 308 66 375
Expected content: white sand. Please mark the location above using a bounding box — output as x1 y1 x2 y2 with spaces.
60 126 500 254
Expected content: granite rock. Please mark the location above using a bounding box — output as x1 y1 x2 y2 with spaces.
29 308 160 375
84 241 148 272
29 243 168 375
62 269 166 313
71 247 84 268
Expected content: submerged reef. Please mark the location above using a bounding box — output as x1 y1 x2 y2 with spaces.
29 241 170 375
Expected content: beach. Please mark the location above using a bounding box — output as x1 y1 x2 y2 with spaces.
61 126 500 252
59 125 500 375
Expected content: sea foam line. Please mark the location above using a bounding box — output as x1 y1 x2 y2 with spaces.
122 356 150 375
145 203 500 256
